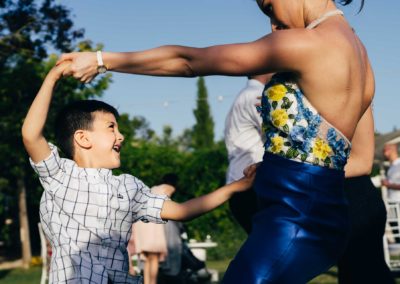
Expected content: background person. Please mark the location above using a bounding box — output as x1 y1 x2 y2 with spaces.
337 107 394 284
130 184 169 284
382 143 400 200
224 74 272 234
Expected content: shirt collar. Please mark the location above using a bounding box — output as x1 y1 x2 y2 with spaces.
82 167 112 177
65 159 113 178
247 79 265 88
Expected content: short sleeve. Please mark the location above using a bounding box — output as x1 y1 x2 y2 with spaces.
29 143 64 193
129 177 168 224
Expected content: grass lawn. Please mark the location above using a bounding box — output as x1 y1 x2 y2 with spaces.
207 259 339 283
207 259 400 284
1 261 400 283
0 266 41 284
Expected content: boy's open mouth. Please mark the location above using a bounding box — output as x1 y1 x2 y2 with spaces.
113 145 121 153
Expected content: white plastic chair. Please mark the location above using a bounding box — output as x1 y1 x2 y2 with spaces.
384 200 400 270
38 223 49 284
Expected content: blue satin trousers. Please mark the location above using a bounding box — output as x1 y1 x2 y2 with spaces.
223 153 350 284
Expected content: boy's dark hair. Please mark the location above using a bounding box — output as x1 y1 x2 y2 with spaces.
55 100 119 159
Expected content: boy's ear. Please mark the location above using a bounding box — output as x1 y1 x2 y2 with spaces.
73 130 92 149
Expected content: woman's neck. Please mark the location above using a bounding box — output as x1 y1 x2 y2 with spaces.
304 0 338 28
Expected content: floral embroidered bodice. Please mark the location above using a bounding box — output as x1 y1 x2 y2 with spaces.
259 73 351 170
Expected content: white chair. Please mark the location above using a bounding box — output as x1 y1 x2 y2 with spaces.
38 223 49 284
384 200 400 270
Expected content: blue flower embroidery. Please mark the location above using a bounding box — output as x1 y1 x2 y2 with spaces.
259 74 351 170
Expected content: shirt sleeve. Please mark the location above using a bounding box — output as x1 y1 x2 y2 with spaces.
29 143 64 194
129 177 168 224
247 90 263 133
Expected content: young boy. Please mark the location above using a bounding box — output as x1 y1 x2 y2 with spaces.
21 62 256 284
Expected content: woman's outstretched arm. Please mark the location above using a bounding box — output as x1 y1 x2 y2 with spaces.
58 30 315 82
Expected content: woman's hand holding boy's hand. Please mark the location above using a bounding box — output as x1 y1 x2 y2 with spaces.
56 52 98 83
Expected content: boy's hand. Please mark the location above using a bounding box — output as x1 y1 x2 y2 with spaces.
47 61 72 82
234 163 259 193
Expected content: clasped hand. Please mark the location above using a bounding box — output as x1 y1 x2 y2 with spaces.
56 52 98 83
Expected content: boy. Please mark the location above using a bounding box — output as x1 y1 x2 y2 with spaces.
21 62 255 284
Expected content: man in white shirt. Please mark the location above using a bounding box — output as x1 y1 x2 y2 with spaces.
224 74 272 233
383 143 400 201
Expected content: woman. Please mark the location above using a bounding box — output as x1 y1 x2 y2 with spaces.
59 0 373 282
129 185 169 284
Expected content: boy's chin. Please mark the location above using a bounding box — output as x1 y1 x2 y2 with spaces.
110 162 121 169
103 160 120 170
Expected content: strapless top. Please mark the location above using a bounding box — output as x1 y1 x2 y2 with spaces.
259 73 351 170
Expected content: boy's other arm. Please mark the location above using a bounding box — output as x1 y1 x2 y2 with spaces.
21 62 70 163
160 164 257 221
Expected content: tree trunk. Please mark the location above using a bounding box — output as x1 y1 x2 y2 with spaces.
17 177 31 269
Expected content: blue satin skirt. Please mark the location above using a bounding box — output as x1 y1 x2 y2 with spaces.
223 153 350 284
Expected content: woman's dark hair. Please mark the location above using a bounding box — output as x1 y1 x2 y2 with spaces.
54 100 119 159
335 0 365 12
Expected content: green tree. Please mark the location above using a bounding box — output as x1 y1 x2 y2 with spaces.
118 114 155 143
192 77 214 150
0 0 111 267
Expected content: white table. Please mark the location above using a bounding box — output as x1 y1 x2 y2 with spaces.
188 240 217 261
188 240 218 282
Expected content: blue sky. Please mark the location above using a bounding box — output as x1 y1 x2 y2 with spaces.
62 0 400 139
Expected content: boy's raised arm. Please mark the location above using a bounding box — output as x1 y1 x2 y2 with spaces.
160 164 257 221
21 62 70 163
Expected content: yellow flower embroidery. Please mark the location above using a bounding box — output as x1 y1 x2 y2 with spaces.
270 136 284 153
312 138 332 160
266 84 287 101
271 109 288 127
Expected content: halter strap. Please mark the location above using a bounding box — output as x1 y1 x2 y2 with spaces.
306 9 344 30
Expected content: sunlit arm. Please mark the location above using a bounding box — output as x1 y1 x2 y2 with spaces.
382 178 400 190
21 62 69 163
160 180 249 221
344 105 374 178
57 29 314 82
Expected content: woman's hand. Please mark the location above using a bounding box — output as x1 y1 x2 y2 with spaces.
57 52 98 83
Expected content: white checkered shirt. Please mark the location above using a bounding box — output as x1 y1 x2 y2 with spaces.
30 144 167 284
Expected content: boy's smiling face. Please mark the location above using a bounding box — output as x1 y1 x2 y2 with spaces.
86 111 124 169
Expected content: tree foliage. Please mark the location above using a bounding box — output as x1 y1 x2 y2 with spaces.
192 77 215 150
0 0 111 256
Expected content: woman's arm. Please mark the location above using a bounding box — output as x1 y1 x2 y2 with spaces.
58 30 316 82
344 105 374 178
